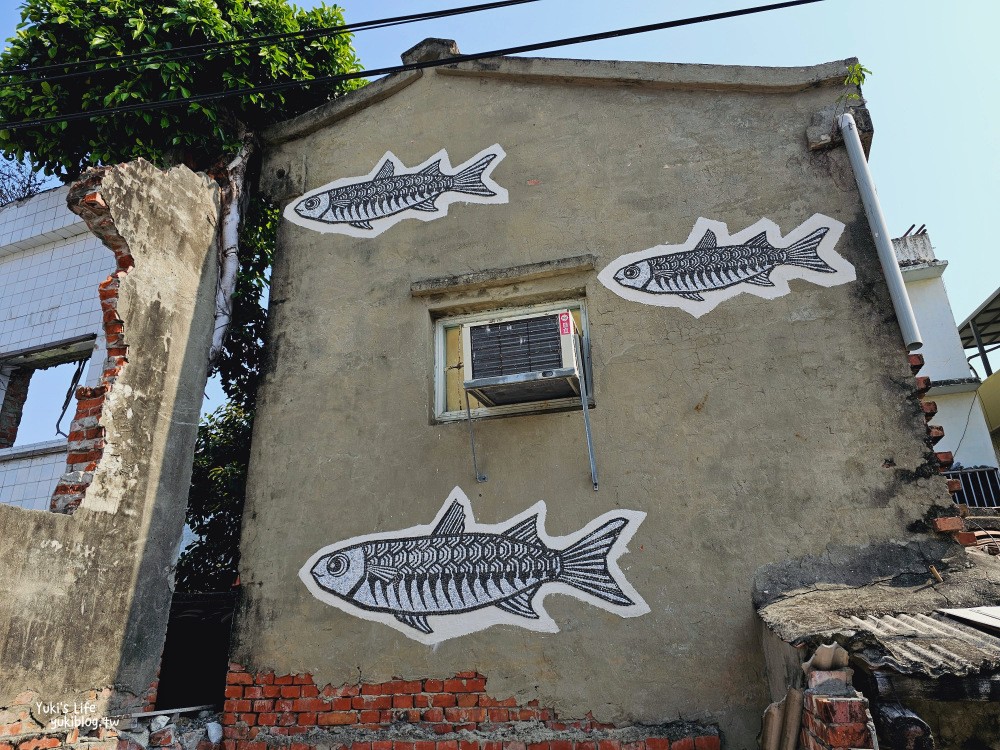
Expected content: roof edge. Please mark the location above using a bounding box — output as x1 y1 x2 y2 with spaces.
262 44 859 146
435 54 856 94
263 69 423 146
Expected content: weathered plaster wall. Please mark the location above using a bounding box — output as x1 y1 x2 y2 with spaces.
0 161 219 725
243 54 948 749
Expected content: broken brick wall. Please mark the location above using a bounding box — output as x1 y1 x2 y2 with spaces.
0 160 219 741
220 666 721 750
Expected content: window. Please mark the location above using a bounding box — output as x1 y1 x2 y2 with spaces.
0 334 96 449
433 299 593 422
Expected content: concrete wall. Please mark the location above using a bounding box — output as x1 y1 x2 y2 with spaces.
242 52 948 749
0 162 218 734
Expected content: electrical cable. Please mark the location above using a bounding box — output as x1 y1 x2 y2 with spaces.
0 0 540 81
0 0 825 131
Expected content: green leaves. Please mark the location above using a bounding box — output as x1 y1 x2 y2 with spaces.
838 62 872 105
0 0 364 180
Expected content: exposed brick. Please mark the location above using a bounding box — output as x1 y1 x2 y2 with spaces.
317 712 356 726
947 478 963 493
908 353 925 374
228 672 253 686
551 741 573 750
954 531 979 546
934 451 954 470
693 738 719 750
819 722 871 748
457 694 479 708
274 675 294 686
17 740 61 750
423 680 444 693
431 694 457 708
921 401 938 420
926 424 945 444
932 516 964 533
670 740 693 750
646 741 670 750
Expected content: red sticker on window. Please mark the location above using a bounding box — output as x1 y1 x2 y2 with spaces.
559 312 571 335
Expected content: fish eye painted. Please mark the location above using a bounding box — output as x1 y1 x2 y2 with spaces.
613 262 651 291
294 193 331 220
311 546 365 597
326 553 350 577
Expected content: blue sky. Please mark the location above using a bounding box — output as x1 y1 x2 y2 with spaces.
2 0 997 425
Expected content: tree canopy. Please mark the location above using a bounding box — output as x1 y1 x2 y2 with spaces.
0 0 363 179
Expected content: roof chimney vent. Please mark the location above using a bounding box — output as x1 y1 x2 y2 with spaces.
401 38 460 65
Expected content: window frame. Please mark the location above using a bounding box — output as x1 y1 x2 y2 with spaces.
432 299 594 423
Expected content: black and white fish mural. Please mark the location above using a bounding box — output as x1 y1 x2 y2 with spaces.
598 214 854 316
284 144 508 238
299 487 648 644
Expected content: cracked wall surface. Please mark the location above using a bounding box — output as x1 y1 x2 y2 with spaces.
0 160 219 724
243 50 954 750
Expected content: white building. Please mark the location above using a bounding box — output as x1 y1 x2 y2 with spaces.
894 232 999 506
0 187 115 511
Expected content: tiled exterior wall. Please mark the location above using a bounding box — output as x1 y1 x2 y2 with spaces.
0 187 115 511
0 443 67 510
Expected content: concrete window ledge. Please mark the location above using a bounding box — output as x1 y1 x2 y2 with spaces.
0 439 68 462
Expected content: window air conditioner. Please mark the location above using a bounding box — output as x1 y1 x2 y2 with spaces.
461 309 584 407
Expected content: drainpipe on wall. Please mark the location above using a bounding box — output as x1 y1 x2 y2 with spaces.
837 112 923 352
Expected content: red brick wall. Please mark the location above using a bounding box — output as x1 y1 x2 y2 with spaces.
223 665 719 750
799 691 874 750
0 368 31 449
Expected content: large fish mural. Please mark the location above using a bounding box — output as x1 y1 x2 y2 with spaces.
284 144 508 238
300 487 648 644
598 214 854 316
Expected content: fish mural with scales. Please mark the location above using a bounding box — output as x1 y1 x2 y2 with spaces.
300 488 648 643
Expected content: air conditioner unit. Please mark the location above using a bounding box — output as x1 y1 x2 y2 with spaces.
462 309 584 407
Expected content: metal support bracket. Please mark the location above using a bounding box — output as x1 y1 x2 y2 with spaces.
574 337 599 491
464 391 487 483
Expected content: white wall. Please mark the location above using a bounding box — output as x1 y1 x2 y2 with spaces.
0 187 115 510
906 276 975 382
932 391 999 468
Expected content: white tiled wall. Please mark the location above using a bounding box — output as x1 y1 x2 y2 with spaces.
0 188 113 510
0 232 111 357
0 445 67 511
0 187 84 258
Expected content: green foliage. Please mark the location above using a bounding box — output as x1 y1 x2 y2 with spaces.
176 402 252 592
839 62 872 104
0 0 364 179
216 196 277 409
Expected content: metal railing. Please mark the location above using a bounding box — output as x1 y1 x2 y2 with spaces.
945 466 1000 508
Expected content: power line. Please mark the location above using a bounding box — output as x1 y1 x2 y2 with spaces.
0 0 825 132
0 0 540 81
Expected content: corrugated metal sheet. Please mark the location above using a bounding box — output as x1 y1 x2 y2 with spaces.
847 612 1000 677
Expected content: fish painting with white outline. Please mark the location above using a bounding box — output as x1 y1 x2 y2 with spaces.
613 227 834 300
300 489 647 642
286 145 508 237
597 214 854 317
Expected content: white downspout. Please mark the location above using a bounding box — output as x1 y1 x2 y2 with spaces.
837 112 922 351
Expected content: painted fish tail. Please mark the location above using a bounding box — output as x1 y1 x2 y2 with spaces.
450 154 498 197
557 518 634 606
783 227 835 273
